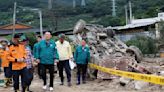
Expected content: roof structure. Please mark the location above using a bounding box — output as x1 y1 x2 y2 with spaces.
109 12 164 31
0 23 41 35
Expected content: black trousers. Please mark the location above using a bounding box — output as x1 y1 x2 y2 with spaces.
26 68 33 86
57 60 71 83
40 64 54 87
77 64 87 83
0 59 1 72
4 63 12 78
12 67 28 91
37 63 42 78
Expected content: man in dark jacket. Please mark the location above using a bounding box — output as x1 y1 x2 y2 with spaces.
74 40 90 85
36 32 59 91
33 35 42 79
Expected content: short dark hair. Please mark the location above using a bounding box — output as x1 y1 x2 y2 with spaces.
37 35 42 38
14 34 21 38
0 40 8 44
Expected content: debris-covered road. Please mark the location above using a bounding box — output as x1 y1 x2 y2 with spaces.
0 58 164 92
0 76 164 92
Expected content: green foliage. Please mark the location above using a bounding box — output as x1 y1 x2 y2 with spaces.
0 0 164 30
126 36 158 54
24 32 37 48
0 0 13 11
5 35 12 41
159 21 164 43
52 36 58 41
87 0 112 17
97 15 124 27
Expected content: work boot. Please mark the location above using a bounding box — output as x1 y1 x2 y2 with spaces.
9 78 13 85
4 78 9 88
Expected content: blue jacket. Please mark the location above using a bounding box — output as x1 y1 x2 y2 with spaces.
74 45 90 64
36 39 59 64
33 42 39 59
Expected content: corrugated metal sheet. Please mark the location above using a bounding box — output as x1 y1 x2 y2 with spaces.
109 16 164 31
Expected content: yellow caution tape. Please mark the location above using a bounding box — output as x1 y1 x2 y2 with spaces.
89 63 164 85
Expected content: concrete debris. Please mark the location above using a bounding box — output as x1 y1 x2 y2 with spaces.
158 71 164 76
119 77 131 86
72 20 164 90
134 81 149 90
126 46 143 63
73 19 150 75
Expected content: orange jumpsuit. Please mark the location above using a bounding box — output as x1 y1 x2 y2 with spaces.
0 49 10 68
8 44 27 70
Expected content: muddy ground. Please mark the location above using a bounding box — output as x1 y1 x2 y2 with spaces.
0 58 164 92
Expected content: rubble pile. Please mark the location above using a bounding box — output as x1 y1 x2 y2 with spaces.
73 20 164 90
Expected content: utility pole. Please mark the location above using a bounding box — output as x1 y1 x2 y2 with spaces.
73 0 76 8
12 2 17 39
81 0 86 7
39 10 43 38
112 0 116 17
129 0 132 23
48 0 52 10
19 7 44 38
125 5 128 24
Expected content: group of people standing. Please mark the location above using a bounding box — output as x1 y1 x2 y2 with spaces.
0 31 90 92
0 34 33 92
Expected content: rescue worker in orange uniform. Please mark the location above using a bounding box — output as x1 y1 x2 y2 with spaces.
8 34 28 92
0 40 12 88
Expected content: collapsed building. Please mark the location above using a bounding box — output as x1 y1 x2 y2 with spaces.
72 20 164 89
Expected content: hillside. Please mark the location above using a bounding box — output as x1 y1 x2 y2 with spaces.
0 0 163 31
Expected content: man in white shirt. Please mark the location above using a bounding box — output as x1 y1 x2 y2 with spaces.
56 34 73 87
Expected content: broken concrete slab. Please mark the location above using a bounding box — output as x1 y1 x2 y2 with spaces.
134 81 149 90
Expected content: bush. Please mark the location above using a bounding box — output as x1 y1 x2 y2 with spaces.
24 32 37 48
97 15 124 27
126 36 158 54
